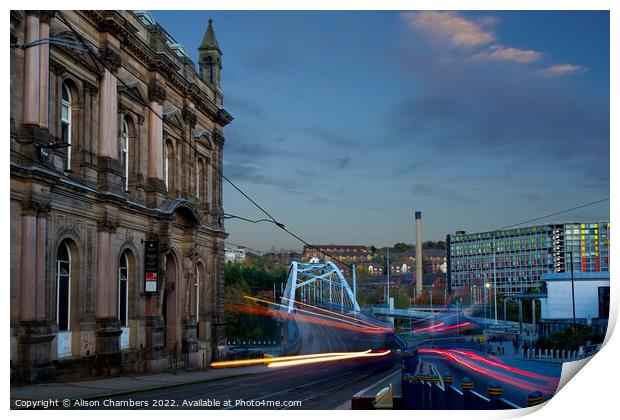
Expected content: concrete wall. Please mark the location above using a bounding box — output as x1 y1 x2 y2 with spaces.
541 279 609 319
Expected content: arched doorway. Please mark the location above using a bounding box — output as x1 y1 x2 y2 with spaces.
56 239 79 358
162 252 178 354
118 249 136 350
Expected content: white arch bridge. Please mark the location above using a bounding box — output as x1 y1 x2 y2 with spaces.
281 261 360 313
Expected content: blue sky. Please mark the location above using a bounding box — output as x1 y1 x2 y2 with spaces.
152 10 610 251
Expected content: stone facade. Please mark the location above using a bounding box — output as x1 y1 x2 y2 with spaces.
10 10 232 382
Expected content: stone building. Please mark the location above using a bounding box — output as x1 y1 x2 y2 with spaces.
10 10 233 382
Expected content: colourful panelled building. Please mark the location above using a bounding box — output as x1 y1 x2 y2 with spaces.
446 222 610 295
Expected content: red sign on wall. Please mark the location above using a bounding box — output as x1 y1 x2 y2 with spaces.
144 240 159 293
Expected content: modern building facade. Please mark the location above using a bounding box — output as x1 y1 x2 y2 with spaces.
539 272 610 337
447 222 610 295
10 10 232 382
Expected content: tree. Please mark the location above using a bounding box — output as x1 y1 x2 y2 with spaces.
393 242 414 253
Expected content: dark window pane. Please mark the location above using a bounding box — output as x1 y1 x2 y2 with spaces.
58 275 69 331
598 286 610 319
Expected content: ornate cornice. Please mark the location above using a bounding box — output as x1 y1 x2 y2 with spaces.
213 132 225 145
97 216 120 233
215 109 233 127
83 80 99 96
148 80 167 105
99 45 122 74
50 60 66 76
22 200 51 216
82 10 138 41
39 11 56 24
182 107 197 129
118 24 231 126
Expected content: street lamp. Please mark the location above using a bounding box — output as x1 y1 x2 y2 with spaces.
485 282 491 325
492 235 498 324
386 247 390 306
568 251 577 347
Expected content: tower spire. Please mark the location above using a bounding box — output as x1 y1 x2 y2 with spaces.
199 19 221 54
198 19 222 87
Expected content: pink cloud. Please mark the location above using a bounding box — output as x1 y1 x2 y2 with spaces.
539 64 586 76
474 45 543 64
401 11 495 48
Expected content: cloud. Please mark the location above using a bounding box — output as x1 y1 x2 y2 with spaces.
225 95 264 119
474 45 542 64
387 48 609 184
336 157 350 170
401 11 495 48
411 182 473 202
225 162 305 195
539 64 587 77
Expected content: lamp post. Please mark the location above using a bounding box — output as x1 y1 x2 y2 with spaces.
430 286 433 312
485 282 491 326
386 247 390 305
568 251 577 347
493 235 498 324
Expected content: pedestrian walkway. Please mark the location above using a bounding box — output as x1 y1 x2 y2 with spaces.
10 365 270 409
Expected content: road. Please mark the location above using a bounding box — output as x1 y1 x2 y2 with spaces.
73 355 399 410
418 346 561 405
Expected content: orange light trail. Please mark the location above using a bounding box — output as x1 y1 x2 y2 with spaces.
267 349 391 368
280 297 384 329
244 295 391 333
227 301 388 335
210 350 367 368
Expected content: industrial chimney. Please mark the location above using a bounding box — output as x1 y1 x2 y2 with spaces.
415 211 423 296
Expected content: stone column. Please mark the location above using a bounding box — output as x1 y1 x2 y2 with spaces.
19 204 37 322
97 46 122 194
212 242 226 360
35 205 50 319
17 200 55 383
94 217 121 375
95 229 110 319
98 69 117 159
147 80 166 188
181 249 198 362
23 12 40 125
38 13 53 128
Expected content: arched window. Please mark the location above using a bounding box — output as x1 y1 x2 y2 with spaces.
164 141 174 191
56 241 71 331
61 83 72 171
120 119 129 191
118 252 129 327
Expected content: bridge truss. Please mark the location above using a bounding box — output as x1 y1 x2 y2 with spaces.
281 261 360 314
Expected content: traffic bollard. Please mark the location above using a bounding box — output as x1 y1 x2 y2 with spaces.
527 390 543 407
461 377 474 410
442 372 454 409
429 374 439 409
487 381 503 409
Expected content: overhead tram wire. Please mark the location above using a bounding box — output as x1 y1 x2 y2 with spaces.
224 213 353 269
52 12 353 269
496 198 609 230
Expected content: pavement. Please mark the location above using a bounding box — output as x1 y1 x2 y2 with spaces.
10 365 270 409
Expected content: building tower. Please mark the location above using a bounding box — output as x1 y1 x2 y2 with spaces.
198 19 222 88
415 211 423 296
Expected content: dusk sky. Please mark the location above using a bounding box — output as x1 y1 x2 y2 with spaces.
152 10 610 251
